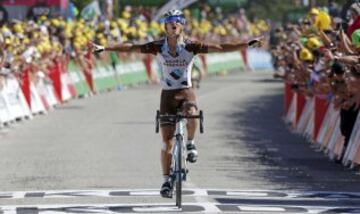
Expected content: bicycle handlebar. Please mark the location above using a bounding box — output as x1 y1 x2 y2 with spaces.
155 110 204 134
158 114 202 120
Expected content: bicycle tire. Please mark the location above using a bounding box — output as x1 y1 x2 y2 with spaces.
175 135 182 208
199 110 204 134
155 110 160 133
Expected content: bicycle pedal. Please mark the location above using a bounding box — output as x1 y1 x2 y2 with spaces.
181 169 189 174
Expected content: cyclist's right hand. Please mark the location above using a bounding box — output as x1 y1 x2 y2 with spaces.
90 42 105 53
247 37 263 48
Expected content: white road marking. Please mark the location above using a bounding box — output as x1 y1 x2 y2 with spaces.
239 206 286 212
0 189 360 200
227 191 269 197
132 206 181 212
184 183 222 213
1 203 360 214
11 192 26 199
129 191 159 196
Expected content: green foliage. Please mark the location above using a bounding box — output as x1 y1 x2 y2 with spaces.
207 0 247 7
118 0 167 7
72 0 94 11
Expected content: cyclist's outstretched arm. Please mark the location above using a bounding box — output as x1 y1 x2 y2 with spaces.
206 38 263 53
91 41 162 55
91 42 144 53
104 43 143 53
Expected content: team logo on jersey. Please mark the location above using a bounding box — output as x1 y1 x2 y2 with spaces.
181 81 188 86
169 69 183 80
165 78 173 87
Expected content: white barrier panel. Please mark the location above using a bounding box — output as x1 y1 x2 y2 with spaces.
285 94 296 127
332 130 345 161
61 73 72 101
16 79 33 120
0 82 13 124
30 82 46 114
303 98 315 139
316 103 334 147
326 115 343 160
5 76 31 119
320 109 340 150
35 74 52 110
4 76 29 120
64 72 76 98
343 113 360 165
296 98 313 134
46 84 59 107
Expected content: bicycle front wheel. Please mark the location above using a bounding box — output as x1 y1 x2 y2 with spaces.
175 137 182 208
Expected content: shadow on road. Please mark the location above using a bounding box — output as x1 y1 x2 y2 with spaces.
57 105 84 110
224 85 360 192
114 121 154 125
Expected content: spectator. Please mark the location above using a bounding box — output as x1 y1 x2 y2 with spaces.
272 5 360 161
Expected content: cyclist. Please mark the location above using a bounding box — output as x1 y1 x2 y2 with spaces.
91 9 262 198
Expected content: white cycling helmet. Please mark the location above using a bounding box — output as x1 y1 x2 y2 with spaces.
162 9 186 25
163 9 184 18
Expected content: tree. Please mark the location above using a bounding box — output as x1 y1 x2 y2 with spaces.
72 0 93 12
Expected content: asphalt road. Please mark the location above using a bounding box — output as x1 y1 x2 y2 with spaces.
0 70 360 213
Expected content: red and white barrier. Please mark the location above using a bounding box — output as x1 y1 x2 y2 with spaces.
5 75 32 120
316 103 338 149
48 64 62 104
0 58 83 128
61 72 72 101
296 98 314 136
326 115 344 160
30 81 46 115
0 74 33 126
63 72 77 99
284 94 296 127
313 97 329 142
284 82 360 168
45 84 60 107
34 71 60 111
304 110 315 141
284 82 293 116
20 68 31 110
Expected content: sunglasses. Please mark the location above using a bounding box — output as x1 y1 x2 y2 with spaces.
164 15 186 25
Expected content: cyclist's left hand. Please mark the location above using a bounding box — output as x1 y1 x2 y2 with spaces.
90 42 105 53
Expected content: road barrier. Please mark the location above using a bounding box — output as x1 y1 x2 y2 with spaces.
0 52 244 128
284 82 360 169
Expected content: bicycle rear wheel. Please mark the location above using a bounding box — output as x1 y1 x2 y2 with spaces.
175 137 182 208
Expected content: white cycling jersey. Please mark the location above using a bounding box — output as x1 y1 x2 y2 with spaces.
140 37 208 90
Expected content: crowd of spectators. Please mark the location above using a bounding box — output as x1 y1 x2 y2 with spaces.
271 2 360 161
0 3 269 90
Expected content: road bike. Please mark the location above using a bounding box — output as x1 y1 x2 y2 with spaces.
155 109 204 208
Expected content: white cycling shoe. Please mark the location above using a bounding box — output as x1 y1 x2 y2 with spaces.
186 144 198 163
